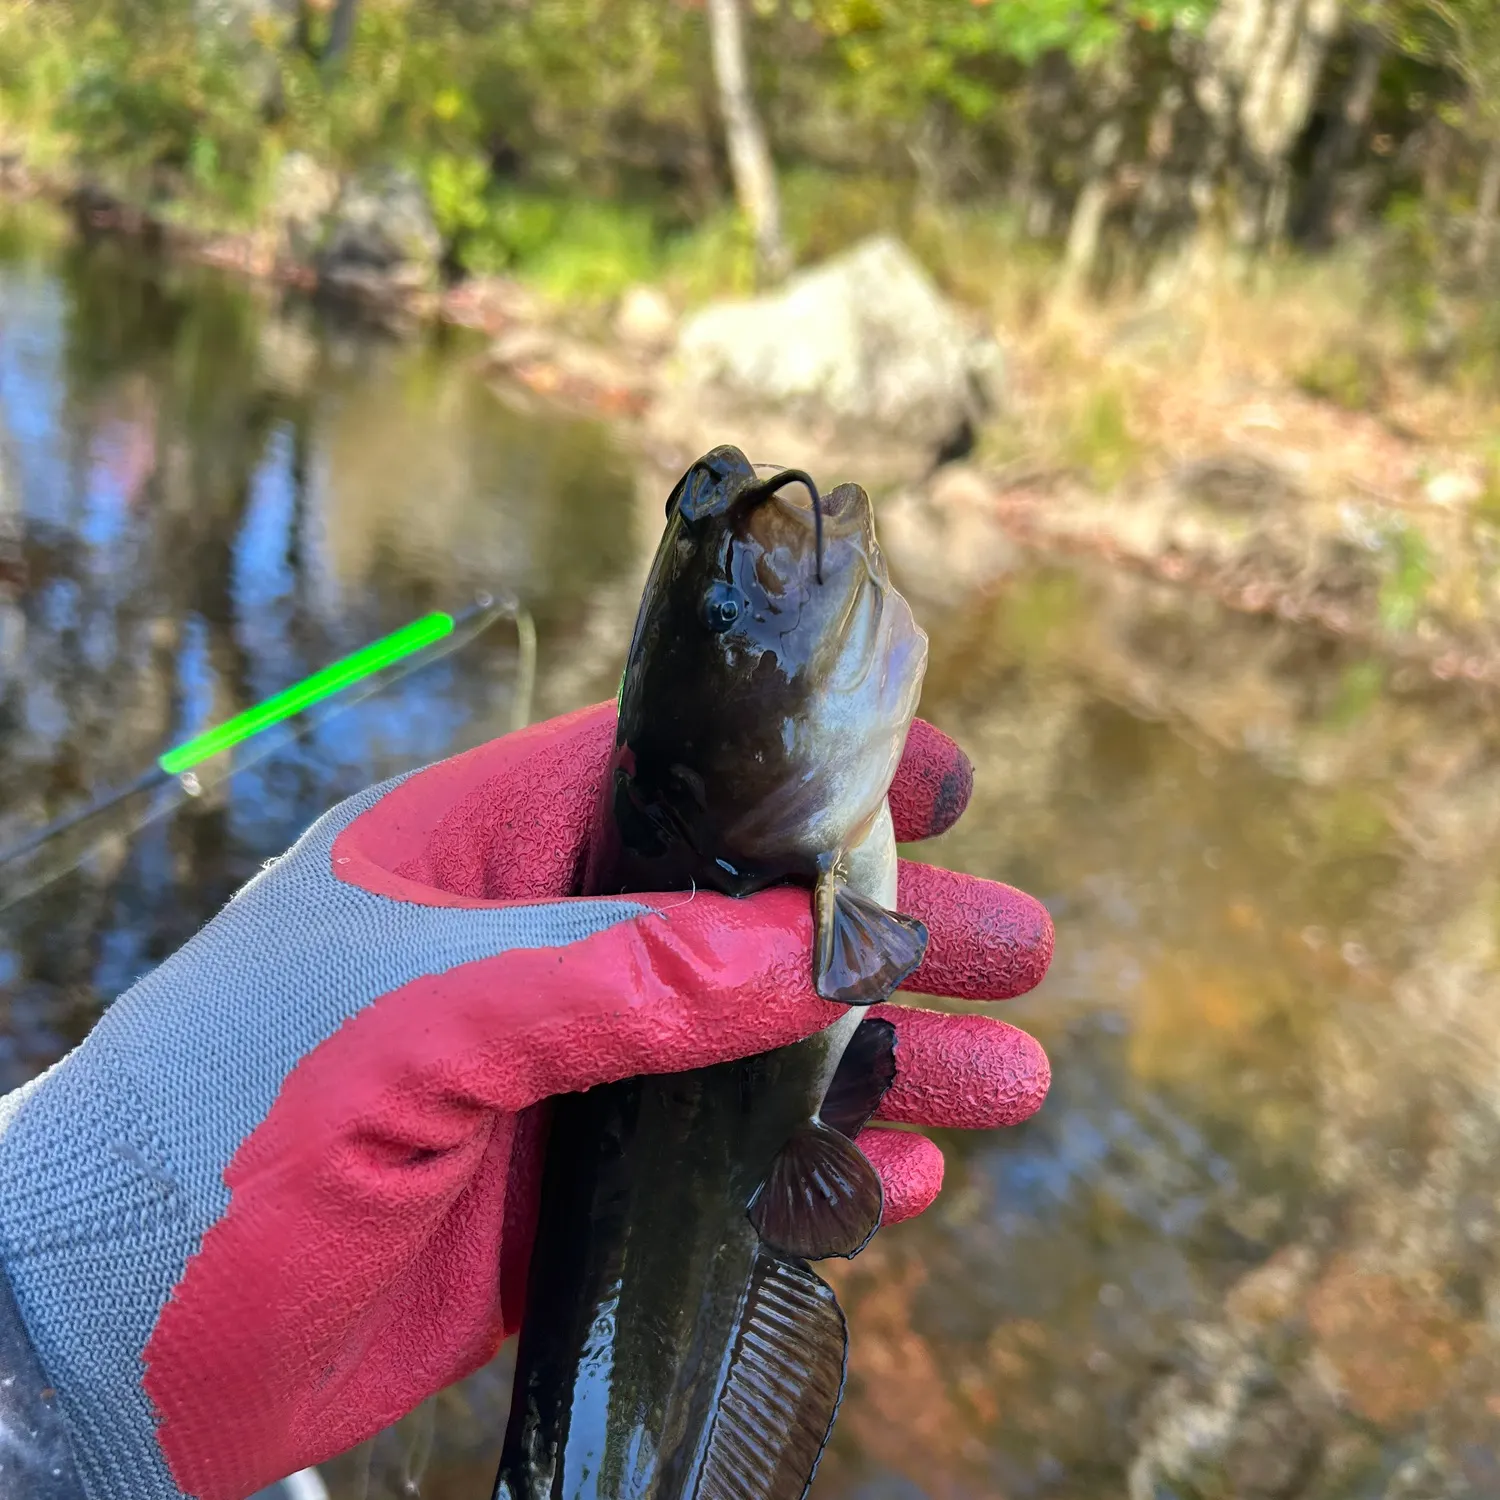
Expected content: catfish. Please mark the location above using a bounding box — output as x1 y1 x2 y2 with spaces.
492 444 930 1500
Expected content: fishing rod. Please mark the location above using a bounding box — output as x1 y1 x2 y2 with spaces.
0 591 536 909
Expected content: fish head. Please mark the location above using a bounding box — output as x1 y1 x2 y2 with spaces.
603 445 928 893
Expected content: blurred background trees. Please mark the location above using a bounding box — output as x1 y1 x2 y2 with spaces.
1 0 1499 310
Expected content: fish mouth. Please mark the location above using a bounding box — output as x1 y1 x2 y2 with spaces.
748 463 825 583
669 447 876 588
750 465 874 583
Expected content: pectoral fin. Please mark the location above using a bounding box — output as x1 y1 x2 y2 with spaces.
749 1120 883 1260
821 1017 898 1139
814 872 928 1005
696 1249 847 1500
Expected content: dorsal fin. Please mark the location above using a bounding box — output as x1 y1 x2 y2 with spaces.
821 1017 898 1139
749 1120 883 1260
695 1250 848 1500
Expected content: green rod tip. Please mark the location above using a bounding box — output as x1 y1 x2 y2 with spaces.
156 611 456 777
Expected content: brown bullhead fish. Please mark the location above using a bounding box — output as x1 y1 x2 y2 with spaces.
492 444 930 1500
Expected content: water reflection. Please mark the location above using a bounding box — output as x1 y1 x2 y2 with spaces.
0 202 642 1095
2 201 1500 1499
821 576 1500 1499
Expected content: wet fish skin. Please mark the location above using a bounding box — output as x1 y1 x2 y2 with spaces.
587 449 926 904
498 1046 841 1500
494 446 928 1500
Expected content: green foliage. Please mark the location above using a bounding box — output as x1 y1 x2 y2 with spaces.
800 0 1209 126
779 167 908 260
420 169 666 297
0 4 75 161
0 0 1496 330
507 199 659 302
660 207 758 303
1375 521 1434 634
1067 385 1139 488
423 149 492 268
1380 0 1500 134
1376 192 1447 328
11 0 269 217
996 567 1085 656
1325 660 1386 729
1293 345 1387 412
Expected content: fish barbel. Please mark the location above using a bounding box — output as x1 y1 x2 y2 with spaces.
493 444 930 1500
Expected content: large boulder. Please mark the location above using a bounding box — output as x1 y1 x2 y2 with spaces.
319 167 442 285
268 151 340 265
654 236 1003 482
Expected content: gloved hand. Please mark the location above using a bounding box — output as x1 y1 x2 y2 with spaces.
0 702 1053 1500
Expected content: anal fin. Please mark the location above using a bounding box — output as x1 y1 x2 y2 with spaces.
696 1250 848 1500
749 1120 883 1260
814 876 927 1005
821 1017 898 1139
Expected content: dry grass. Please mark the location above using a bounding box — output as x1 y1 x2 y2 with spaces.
931 227 1500 510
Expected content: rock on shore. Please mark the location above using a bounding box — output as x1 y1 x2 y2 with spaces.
652 235 1005 485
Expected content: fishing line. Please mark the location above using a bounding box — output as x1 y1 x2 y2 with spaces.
397 1395 436 1497
0 592 536 912
652 878 698 916
348 1435 374 1500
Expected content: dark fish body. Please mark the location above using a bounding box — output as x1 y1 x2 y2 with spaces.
494 448 929 1500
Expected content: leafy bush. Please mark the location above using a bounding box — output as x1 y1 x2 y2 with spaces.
56 1 272 219
1293 345 1388 412
1068 385 1139 488
507 199 660 301
1375 521 1433 634
0 4 75 164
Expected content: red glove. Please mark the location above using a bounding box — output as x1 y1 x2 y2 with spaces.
0 702 1052 1500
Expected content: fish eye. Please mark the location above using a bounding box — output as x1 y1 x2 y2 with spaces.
701 582 743 633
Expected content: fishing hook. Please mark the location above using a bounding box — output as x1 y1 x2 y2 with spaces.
751 467 823 584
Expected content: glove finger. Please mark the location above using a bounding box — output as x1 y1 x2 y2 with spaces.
357 701 617 902
373 705 976 901
856 1128 946 1225
896 859 1054 1001
403 887 830 1114
889 720 973 844
866 1003 1050 1129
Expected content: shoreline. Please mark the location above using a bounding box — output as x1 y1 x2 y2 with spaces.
9 161 1500 701
0 157 633 392
906 467 1500 706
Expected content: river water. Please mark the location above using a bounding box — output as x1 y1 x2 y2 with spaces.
2 201 1498 1500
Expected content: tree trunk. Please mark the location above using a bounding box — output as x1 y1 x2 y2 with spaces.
1014 64 1070 240
1245 0 1342 241
705 0 788 283
1420 117 1453 207
322 0 359 72
1063 116 1125 291
1061 50 1131 292
1132 81 1186 245
291 0 317 59
1471 138 1500 272
1297 20 1385 242
1192 0 1342 246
